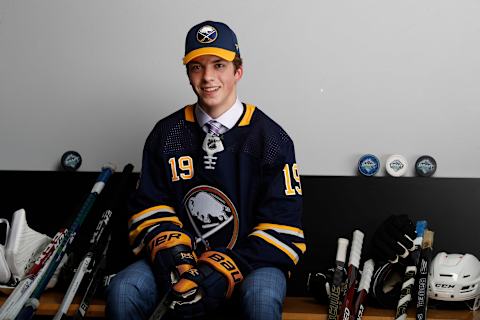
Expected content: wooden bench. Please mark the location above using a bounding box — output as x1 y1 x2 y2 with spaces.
1 293 478 319
282 297 480 320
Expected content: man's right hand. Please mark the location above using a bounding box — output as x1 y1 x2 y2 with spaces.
148 230 197 287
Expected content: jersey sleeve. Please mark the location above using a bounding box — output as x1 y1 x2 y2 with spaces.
127 127 183 255
234 137 306 274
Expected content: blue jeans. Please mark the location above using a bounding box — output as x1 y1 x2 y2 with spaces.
106 259 286 320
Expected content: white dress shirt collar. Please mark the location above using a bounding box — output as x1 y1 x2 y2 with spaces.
195 98 244 133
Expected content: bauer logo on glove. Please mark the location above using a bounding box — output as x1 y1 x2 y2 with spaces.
200 251 243 296
204 252 243 285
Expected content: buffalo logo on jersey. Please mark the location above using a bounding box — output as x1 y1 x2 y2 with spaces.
197 25 217 44
184 185 239 249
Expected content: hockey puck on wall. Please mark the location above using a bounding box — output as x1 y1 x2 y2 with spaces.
358 154 380 176
415 155 437 177
61 151 82 171
385 154 408 177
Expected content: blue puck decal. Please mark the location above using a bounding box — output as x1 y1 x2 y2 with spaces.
415 155 436 177
358 154 380 176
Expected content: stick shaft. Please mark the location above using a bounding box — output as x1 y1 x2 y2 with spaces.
339 230 364 320
395 220 427 320
353 259 375 320
416 230 434 320
328 238 349 320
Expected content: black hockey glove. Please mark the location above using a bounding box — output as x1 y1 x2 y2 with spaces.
306 268 334 304
168 249 244 319
371 214 416 264
147 226 197 292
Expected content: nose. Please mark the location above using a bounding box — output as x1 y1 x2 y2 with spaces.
202 65 215 82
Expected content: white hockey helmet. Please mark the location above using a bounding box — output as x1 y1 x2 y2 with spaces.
428 252 480 310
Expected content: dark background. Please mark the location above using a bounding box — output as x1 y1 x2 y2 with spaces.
0 170 478 296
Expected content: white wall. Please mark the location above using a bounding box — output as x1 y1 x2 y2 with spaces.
1 0 479 177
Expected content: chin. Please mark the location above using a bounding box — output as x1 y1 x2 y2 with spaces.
200 99 220 110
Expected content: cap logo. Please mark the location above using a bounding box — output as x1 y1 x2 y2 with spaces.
197 25 218 44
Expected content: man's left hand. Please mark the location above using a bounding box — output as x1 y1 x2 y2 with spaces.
168 250 244 318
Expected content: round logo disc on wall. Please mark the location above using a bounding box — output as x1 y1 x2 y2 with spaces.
61 151 82 171
386 154 408 177
358 154 380 176
415 155 437 177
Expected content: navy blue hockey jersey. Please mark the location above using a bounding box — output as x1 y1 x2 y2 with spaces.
128 103 306 274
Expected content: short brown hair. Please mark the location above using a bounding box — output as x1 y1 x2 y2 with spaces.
232 54 243 71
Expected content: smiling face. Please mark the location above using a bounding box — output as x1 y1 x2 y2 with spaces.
187 55 243 118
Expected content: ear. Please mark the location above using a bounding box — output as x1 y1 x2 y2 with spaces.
234 66 243 81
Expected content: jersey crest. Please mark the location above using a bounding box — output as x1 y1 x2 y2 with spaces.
183 185 239 249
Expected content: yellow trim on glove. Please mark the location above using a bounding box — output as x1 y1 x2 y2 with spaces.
148 231 193 262
173 275 199 296
199 251 243 298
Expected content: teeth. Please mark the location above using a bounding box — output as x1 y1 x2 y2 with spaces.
203 87 218 92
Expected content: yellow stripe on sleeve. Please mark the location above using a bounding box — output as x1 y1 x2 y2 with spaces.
128 216 182 245
250 230 300 265
254 223 304 238
128 205 177 228
293 242 307 254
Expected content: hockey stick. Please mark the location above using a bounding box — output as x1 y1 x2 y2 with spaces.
0 228 67 319
74 164 134 319
353 259 375 320
13 164 116 320
415 230 434 320
327 237 349 320
53 163 133 320
338 230 364 320
148 289 173 320
394 220 427 320
74 236 111 319
53 252 92 320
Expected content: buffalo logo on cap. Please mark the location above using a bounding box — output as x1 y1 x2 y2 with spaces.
197 25 218 44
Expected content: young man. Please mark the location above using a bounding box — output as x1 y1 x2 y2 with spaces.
106 20 305 320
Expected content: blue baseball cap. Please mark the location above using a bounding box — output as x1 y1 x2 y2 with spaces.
183 21 240 65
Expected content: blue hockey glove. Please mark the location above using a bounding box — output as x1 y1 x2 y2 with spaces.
168 250 244 318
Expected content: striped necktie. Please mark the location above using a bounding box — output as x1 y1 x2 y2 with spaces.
205 120 223 136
